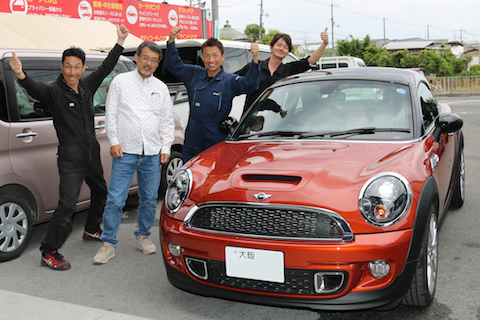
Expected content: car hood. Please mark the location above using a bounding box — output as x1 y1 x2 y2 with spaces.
179 140 428 231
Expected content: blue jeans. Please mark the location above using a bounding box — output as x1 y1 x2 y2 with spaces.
101 153 160 247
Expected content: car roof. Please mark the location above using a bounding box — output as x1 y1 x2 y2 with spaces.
0 47 132 61
123 39 273 53
276 67 427 87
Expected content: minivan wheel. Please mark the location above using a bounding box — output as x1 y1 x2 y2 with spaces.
159 151 183 197
402 204 438 306
0 195 34 262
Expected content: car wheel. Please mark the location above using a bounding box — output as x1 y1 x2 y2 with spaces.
450 147 465 208
402 204 438 306
159 150 183 197
0 194 34 262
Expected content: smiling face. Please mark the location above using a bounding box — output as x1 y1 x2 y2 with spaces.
201 46 225 77
135 46 160 79
61 56 86 90
270 38 290 60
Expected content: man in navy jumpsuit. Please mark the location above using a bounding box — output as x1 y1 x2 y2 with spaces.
165 26 260 162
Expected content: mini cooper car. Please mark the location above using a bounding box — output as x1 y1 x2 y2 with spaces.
160 67 464 310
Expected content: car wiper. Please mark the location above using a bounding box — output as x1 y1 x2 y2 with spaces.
299 127 411 139
236 130 303 140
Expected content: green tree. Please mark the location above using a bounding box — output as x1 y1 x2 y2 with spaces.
363 43 391 67
391 49 418 68
337 35 371 60
244 24 265 42
261 29 280 46
468 64 480 76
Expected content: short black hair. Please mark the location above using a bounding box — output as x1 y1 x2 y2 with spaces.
136 41 162 60
62 46 86 64
270 34 293 52
201 38 224 55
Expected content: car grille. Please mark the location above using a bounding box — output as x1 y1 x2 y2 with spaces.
185 203 353 241
207 259 347 296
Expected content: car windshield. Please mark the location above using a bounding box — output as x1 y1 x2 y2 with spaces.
232 80 413 141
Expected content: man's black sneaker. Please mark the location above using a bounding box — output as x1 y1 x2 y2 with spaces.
41 250 71 270
83 230 102 241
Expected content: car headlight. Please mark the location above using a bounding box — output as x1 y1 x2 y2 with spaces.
358 173 412 227
165 168 192 213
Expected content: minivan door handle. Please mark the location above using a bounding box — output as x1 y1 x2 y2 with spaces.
95 124 105 130
16 132 38 138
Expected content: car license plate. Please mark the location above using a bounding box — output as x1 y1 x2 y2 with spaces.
225 246 284 283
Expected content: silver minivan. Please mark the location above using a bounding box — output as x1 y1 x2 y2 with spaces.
0 48 184 261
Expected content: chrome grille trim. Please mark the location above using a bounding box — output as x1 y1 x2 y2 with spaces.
184 202 354 241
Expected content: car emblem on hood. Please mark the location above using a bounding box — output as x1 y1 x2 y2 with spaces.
253 192 272 201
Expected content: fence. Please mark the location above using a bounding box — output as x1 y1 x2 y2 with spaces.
428 76 480 92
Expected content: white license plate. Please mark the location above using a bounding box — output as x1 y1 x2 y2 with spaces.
225 246 284 283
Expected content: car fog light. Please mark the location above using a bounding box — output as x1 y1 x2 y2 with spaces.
369 259 390 279
168 243 181 257
374 205 390 220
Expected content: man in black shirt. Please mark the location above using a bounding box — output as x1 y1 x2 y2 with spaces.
9 24 130 271
237 28 329 114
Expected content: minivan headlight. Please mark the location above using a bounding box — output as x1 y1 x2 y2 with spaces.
165 168 192 213
358 173 412 227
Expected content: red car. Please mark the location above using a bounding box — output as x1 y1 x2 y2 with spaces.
160 68 464 310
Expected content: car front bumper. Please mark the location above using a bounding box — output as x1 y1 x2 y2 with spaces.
160 214 416 311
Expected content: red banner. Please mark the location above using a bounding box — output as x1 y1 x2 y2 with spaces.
2 0 203 41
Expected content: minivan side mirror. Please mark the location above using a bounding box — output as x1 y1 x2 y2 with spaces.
432 113 463 142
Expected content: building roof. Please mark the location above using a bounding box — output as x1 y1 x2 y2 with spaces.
218 20 247 41
384 40 434 51
0 12 143 51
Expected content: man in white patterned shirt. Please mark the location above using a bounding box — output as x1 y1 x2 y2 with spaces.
93 41 174 264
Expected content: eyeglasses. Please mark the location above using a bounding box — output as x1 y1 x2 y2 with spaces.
202 53 221 59
139 55 159 65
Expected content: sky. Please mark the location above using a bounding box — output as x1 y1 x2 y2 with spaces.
152 0 480 46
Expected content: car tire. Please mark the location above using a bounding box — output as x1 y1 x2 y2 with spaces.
0 194 34 262
402 204 438 306
159 150 183 197
450 147 465 208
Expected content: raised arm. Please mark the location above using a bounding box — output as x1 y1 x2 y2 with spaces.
115 24 129 47
168 26 182 44
307 27 329 65
250 40 259 64
9 52 26 80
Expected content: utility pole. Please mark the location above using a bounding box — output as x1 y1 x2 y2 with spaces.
211 0 218 38
427 22 429 40
330 0 335 56
259 0 263 42
383 14 386 45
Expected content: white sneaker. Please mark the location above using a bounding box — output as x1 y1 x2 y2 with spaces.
93 242 115 264
136 235 157 255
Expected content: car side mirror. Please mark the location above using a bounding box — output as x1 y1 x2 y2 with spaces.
219 116 238 135
432 113 463 142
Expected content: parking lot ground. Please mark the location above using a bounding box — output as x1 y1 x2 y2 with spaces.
0 289 153 320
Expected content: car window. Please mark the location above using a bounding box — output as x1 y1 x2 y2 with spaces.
154 47 200 85
14 60 126 120
248 51 297 65
223 47 248 73
418 82 438 130
235 80 413 140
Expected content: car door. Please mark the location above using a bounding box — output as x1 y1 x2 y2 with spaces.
419 82 456 215
5 52 136 215
6 54 65 214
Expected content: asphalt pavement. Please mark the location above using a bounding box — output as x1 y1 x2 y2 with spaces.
1 195 157 320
